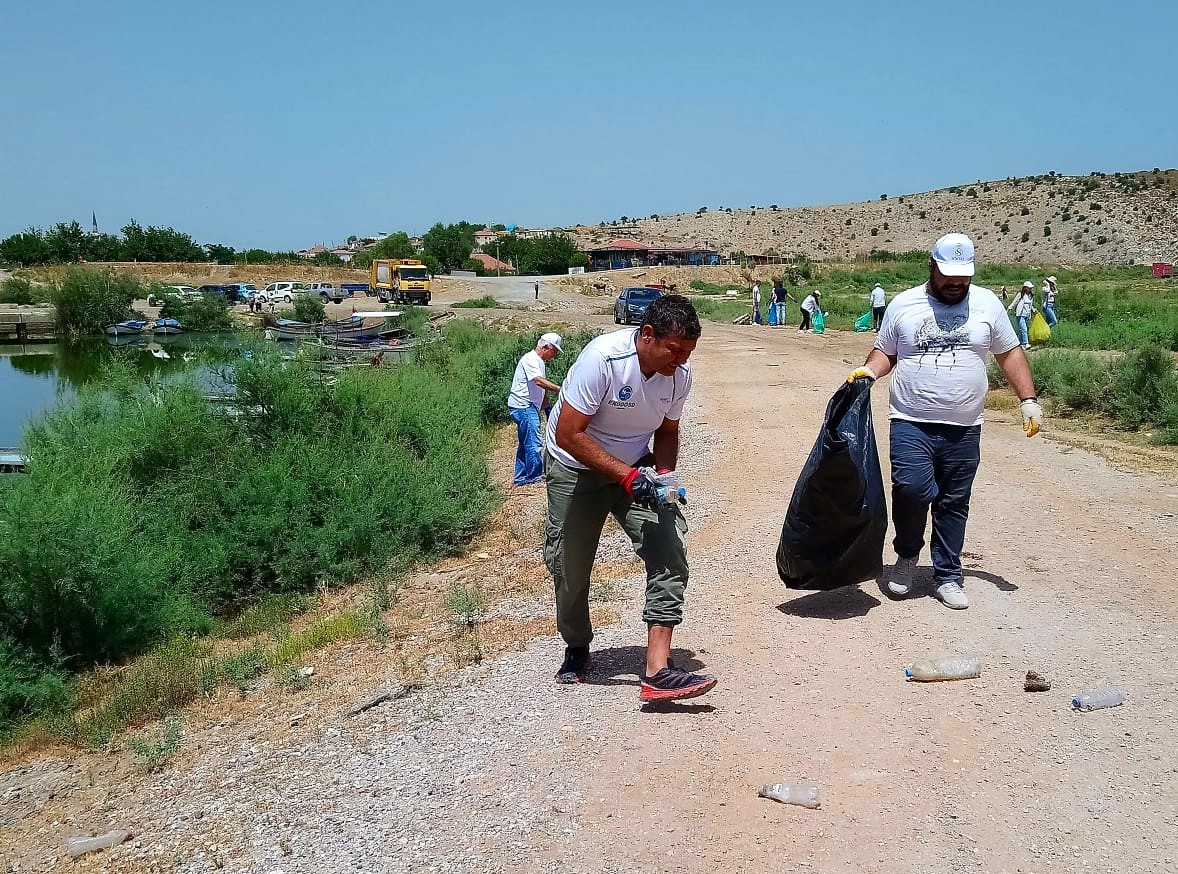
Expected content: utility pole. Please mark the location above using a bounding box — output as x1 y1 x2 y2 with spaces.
495 242 501 277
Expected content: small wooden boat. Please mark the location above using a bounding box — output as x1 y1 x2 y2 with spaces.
268 312 400 342
303 328 419 364
152 318 184 335
104 320 148 336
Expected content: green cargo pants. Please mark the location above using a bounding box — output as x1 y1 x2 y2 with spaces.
543 455 689 648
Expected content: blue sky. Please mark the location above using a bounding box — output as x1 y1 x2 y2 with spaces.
1 0 1174 250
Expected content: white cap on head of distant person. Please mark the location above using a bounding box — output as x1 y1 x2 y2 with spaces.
538 332 562 353
1023 281 1034 290
931 232 976 277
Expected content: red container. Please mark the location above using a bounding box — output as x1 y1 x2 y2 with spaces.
1153 262 1173 278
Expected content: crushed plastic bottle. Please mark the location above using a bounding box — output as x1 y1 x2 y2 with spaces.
757 783 822 809
905 655 983 682
653 470 687 508
1072 688 1126 712
68 830 131 857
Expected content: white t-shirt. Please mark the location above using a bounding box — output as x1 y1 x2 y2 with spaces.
871 286 886 307
752 284 761 305
801 294 819 313
507 349 547 410
545 328 692 470
1042 283 1056 306
875 283 1020 427
1009 292 1035 318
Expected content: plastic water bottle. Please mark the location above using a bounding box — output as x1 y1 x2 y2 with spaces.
68 830 131 857
758 783 822 809
1072 688 1126 711
653 470 687 507
905 655 983 682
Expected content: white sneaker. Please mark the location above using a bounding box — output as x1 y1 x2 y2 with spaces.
935 581 969 610
886 556 918 596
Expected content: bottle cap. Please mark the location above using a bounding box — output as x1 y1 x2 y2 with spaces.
904 666 913 678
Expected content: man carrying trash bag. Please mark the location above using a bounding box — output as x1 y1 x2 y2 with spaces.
847 233 1043 610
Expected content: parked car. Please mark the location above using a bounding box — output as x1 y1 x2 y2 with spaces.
147 285 200 306
261 281 308 303
307 282 350 303
613 286 663 325
198 284 230 297
223 283 258 304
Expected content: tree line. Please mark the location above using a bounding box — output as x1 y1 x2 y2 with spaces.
1 219 589 276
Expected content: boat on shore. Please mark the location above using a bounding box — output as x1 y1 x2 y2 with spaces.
303 328 420 364
152 318 184 335
266 312 401 342
104 320 148 336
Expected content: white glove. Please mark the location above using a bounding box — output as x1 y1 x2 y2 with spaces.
1020 398 1043 437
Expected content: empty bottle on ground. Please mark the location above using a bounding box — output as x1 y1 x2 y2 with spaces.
1072 688 1126 711
905 655 983 682
758 783 822 809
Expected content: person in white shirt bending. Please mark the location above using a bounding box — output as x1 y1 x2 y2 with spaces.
847 233 1043 610
799 290 821 332
506 333 562 485
543 295 716 703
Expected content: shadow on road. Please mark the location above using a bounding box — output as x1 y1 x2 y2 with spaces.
776 586 881 620
964 568 1019 591
584 645 707 687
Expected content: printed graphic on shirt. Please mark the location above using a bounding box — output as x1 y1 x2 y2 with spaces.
912 311 971 358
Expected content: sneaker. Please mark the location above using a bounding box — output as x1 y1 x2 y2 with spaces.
935 581 969 610
555 646 591 683
886 556 918 596
639 666 717 703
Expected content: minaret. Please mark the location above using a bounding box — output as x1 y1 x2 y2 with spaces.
90 212 99 236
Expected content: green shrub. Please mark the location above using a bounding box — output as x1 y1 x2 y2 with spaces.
159 292 233 331
0 277 36 305
1109 345 1178 428
453 296 501 308
0 320 567 733
49 267 141 334
292 295 326 324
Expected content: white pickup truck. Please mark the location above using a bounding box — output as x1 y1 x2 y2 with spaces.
306 282 351 303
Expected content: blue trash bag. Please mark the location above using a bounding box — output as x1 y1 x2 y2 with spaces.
768 304 778 326
854 312 872 332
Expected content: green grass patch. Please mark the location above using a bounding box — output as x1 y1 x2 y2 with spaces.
688 279 742 295
452 296 502 308
989 345 1178 443
690 296 749 323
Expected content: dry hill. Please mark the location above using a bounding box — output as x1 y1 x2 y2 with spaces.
568 169 1178 265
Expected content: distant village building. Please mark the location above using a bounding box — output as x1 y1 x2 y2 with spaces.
409 236 424 251
329 245 353 263
469 252 515 274
299 245 328 259
473 227 500 248
586 238 720 271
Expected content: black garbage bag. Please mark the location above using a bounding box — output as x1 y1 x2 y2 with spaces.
776 379 887 590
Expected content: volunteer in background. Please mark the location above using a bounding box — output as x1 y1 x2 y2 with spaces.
1041 275 1059 326
507 333 562 486
544 295 716 702
751 281 763 325
847 232 1043 610
799 289 821 332
1008 281 1036 349
771 279 795 326
870 282 887 331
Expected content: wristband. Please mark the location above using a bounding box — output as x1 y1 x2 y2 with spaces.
1020 396 1038 403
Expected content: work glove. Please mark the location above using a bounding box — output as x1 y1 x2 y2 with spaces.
1020 398 1044 438
847 366 877 384
621 467 662 511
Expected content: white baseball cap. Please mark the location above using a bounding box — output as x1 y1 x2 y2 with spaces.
931 232 976 277
539 332 562 352
1022 281 1034 289
1047 275 1057 283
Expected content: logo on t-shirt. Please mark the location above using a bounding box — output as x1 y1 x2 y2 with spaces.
609 384 637 409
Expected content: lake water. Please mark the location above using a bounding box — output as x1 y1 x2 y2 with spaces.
0 335 240 448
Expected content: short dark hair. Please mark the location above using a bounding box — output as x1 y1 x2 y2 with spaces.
640 293 701 340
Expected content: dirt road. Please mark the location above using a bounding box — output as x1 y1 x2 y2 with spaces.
3 287 1177 874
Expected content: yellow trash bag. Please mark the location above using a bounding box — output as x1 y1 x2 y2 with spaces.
1029 311 1052 345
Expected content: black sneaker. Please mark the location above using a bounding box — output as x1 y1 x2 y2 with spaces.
639 666 717 702
555 646 590 684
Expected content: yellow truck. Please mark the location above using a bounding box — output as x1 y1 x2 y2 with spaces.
370 258 432 305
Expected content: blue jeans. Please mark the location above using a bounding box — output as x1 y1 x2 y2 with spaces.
773 302 787 325
1016 315 1030 345
510 406 543 485
890 420 981 585
1044 304 1057 327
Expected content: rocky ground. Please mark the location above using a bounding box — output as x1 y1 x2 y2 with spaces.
3 280 1178 873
